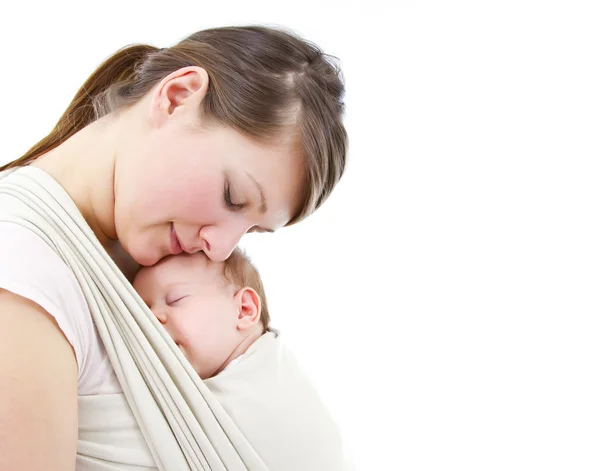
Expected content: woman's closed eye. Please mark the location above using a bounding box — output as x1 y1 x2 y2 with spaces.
224 179 247 211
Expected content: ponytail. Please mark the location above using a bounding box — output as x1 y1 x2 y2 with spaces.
2 27 347 222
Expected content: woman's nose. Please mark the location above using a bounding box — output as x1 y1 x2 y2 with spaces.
201 224 247 262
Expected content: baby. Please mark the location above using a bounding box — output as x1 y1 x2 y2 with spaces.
134 250 350 469
133 248 270 379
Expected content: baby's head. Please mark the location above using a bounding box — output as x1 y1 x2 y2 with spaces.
133 249 270 379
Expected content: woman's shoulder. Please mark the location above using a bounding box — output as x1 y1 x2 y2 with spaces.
0 222 84 305
0 222 121 394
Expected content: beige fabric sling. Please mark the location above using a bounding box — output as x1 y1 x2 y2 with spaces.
0 167 349 471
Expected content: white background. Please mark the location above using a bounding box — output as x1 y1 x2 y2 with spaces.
1 1 599 469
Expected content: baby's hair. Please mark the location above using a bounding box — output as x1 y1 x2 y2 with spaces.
221 248 270 333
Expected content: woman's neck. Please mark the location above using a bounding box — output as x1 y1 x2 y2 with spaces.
31 112 139 279
33 114 119 243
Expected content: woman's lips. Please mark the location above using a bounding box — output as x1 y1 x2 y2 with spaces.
170 223 183 255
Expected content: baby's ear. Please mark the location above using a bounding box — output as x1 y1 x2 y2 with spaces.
234 287 261 330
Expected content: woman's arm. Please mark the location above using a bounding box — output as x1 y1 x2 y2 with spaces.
0 289 78 471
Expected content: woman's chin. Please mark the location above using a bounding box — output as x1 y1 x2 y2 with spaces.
131 247 163 268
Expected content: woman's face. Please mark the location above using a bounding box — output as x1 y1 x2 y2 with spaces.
113 76 303 266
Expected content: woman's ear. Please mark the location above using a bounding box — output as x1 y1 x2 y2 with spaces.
149 66 210 126
234 287 262 331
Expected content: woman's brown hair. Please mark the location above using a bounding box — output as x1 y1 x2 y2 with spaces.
2 26 347 223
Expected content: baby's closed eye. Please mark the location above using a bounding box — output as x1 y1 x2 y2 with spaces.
166 295 188 306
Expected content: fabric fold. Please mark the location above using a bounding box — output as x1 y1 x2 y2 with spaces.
0 166 348 471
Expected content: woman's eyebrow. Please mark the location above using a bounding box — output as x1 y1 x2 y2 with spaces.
249 226 274 234
245 171 268 214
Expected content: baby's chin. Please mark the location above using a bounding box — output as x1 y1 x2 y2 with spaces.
184 328 264 379
180 345 228 380
197 351 242 380
200 358 232 380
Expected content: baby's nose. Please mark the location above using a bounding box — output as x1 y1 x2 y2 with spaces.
153 309 168 324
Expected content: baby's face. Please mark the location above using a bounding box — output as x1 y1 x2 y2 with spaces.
133 253 243 378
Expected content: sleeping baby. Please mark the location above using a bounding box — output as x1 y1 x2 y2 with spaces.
133 248 352 470
133 248 269 379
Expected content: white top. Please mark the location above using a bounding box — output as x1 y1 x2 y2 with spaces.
0 221 122 395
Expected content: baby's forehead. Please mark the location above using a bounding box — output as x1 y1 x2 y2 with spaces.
183 255 240 291
136 253 223 283
169 253 226 276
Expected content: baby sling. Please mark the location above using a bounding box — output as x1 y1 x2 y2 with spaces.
0 167 348 471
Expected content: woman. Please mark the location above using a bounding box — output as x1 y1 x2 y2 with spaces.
0 25 347 469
